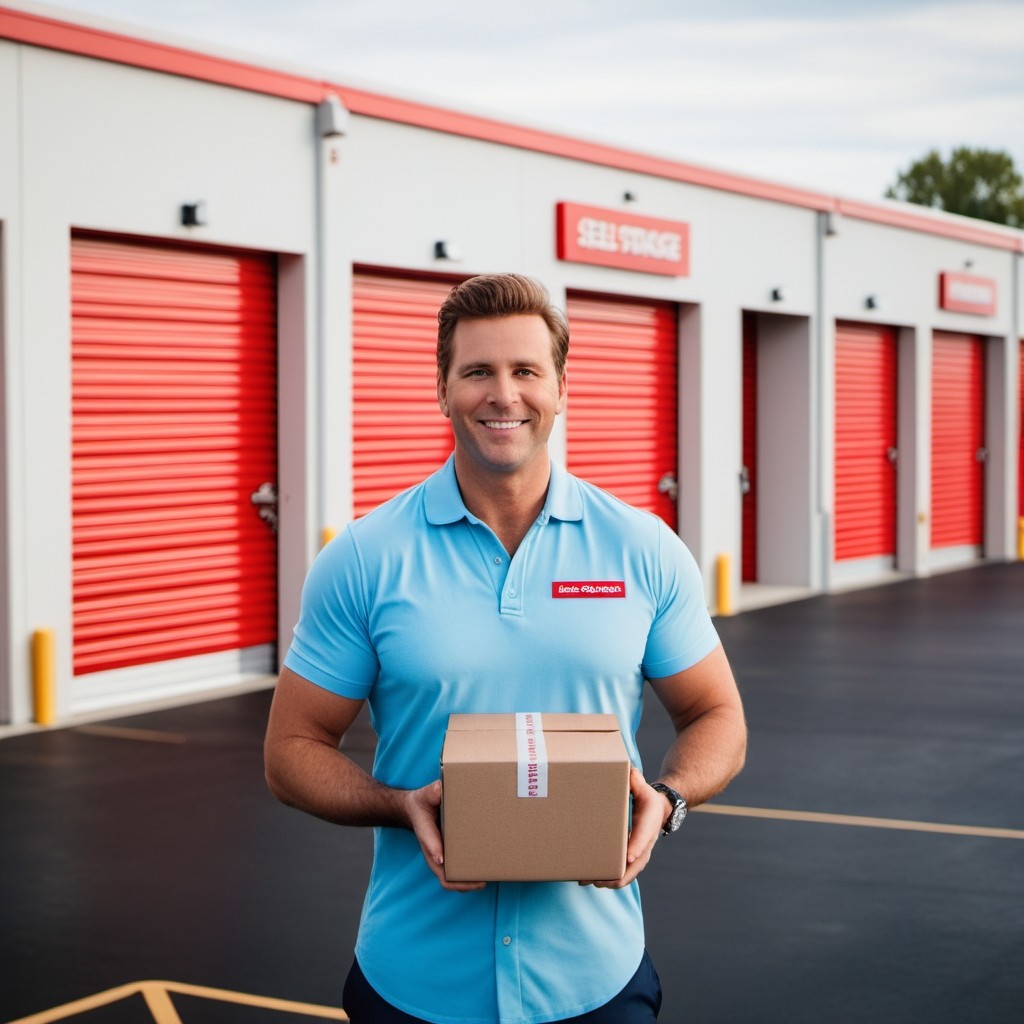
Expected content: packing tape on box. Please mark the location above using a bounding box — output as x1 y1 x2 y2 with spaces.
515 712 548 798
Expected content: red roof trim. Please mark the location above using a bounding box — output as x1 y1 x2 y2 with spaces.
837 198 1022 253
0 6 328 102
2 5 1022 253
336 85 831 211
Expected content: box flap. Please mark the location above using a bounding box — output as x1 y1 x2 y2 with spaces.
446 712 620 733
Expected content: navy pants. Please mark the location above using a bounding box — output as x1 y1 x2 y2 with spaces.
342 950 663 1023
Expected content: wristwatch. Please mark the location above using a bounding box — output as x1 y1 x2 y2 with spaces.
651 782 687 835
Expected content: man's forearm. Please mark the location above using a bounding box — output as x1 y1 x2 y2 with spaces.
265 736 411 829
655 705 747 808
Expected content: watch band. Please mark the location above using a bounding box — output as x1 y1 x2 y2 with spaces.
651 782 687 835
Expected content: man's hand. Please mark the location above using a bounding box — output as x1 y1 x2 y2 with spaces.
404 780 487 893
581 767 667 890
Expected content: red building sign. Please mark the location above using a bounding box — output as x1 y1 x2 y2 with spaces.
938 272 997 315
556 202 690 276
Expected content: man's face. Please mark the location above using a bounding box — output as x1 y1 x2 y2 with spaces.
438 314 567 479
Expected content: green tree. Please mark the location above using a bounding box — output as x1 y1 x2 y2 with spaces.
885 147 1024 227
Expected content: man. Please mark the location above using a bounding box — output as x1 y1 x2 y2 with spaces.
264 273 746 1023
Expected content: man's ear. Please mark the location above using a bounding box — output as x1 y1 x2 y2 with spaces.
556 371 568 414
437 374 450 417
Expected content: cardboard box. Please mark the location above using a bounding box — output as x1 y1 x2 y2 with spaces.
440 712 631 882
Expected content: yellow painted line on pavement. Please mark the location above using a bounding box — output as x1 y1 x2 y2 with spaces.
74 724 189 744
161 980 349 1018
695 802 1024 840
4 980 349 1023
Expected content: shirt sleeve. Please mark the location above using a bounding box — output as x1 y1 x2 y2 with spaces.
640 519 720 679
283 527 381 699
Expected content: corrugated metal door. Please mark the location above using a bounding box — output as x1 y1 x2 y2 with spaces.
566 293 678 529
834 322 897 561
71 234 278 677
931 331 985 549
352 270 458 517
741 314 758 581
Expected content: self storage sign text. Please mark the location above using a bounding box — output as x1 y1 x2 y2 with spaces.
556 202 690 277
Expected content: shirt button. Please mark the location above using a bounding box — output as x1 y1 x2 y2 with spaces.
494 556 502 564
508 588 517 598
502 936 512 946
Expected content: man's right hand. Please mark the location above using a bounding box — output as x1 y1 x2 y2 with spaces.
404 780 487 892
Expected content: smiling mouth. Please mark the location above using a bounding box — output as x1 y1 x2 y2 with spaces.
482 420 526 430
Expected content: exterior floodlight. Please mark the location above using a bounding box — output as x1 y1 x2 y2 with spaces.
180 201 207 227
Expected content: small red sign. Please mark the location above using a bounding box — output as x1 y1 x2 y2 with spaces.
552 581 626 598
938 272 997 315
556 202 689 277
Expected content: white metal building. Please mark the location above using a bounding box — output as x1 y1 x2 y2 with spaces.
1 1 1022 726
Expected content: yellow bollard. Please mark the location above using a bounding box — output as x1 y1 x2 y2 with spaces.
716 553 734 617
32 628 57 726
1018 518 1024 562
321 526 337 548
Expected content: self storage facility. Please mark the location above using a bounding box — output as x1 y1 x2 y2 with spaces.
1 1 1022 726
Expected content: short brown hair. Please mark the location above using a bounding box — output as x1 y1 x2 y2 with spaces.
436 274 569 381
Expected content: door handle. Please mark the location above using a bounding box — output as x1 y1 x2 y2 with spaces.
250 481 279 533
657 473 678 502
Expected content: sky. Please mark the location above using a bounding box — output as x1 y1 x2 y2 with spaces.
33 0 1024 204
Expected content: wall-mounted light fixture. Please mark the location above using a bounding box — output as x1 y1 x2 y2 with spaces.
770 287 784 302
317 94 350 138
180 201 207 227
822 211 839 237
623 190 637 202
434 240 463 261
963 258 974 269
865 295 878 310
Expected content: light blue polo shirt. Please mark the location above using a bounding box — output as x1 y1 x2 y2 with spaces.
285 456 719 1024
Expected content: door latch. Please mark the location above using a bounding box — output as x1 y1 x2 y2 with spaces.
250 481 279 533
657 473 678 502
739 465 751 495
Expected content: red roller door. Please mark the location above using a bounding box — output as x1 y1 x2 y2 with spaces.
834 322 898 562
71 234 278 677
566 293 678 530
931 332 985 549
741 314 758 581
352 271 458 517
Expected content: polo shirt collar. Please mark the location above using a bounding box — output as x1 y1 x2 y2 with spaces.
424 455 583 526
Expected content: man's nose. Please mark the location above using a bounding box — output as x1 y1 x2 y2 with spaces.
488 372 519 406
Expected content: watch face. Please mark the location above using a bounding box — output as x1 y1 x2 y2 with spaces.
654 783 687 833
667 801 687 831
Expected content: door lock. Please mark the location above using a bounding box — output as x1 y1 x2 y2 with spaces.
250 481 279 533
657 473 679 502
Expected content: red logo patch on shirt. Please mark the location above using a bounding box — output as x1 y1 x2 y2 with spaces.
551 581 626 599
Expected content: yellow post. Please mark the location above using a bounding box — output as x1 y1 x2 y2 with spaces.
1018 517 1024 561
716 553 734 617
32 628 57 726
321 526 337 548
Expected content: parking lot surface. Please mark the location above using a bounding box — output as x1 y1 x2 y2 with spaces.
2 563 1022 1023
